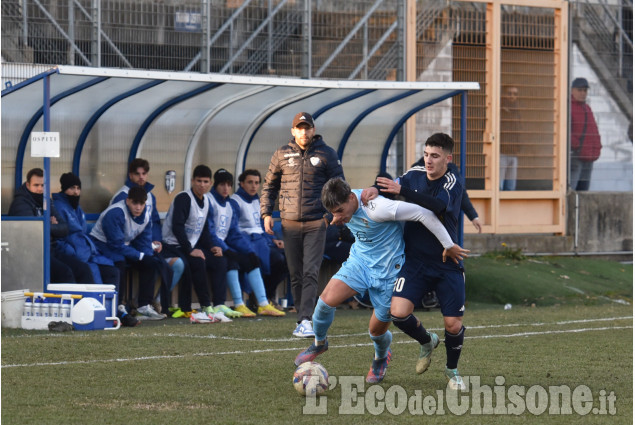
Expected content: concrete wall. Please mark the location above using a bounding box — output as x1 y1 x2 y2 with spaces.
464 191 633 256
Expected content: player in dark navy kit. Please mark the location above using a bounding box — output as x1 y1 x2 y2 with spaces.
363 133 467 390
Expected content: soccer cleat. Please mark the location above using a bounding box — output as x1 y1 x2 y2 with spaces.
366 349 392 383
234 304 256 318
190 312 217 324
137 304 167 320
257 303 286 317
292 319 315 338
294 340 329 366
445 368 467 391
120 314 140 327
210 307 232 323
215 304 243 318
170 308 194 319
416 332 440 374
117 305 140 327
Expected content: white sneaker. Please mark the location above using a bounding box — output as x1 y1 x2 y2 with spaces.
211 310 232 323
137 304 166 320
292 319 315 337
190 312 214 323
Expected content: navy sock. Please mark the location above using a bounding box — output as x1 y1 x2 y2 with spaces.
391 314 431 345
444 326 465 369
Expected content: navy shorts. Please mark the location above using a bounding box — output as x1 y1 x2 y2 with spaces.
392 259 465 317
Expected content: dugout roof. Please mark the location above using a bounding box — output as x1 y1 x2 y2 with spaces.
1 66 479 214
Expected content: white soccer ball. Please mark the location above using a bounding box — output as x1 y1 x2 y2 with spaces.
293 361 329 396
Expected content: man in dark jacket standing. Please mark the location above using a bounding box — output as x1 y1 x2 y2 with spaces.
261 112 344 337
570 77 602 191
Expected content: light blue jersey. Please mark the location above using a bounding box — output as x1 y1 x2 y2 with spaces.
344 190 405 279
333 190 405 322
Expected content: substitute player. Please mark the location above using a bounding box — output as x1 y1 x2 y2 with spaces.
363 132 468 390
294 178 468 383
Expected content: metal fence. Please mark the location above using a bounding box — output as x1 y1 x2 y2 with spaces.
1 0 632 192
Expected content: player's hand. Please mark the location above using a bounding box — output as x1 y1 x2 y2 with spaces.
152 241 163 253
376 177 401 195
273 239 284 249
442 244 470 264
360 187 379 205
264 216 274 235
190 248 205 260
471 218 482 233
210 246 223 257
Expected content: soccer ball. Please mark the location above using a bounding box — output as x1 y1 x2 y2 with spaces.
293 362 329 396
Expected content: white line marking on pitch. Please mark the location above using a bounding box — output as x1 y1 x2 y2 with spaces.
2 324 631 369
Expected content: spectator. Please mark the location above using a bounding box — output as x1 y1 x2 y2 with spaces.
570 78 602 191
53 172 119 285
90 186 171 325
208 169 285 317
111 158 184 314
9 167 93 284
261 112 344 337
500 85 521 191
161 165 228 322
231 169 288 307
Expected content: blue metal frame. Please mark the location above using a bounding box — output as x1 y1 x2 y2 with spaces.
43 75 51 290
73 80 165 174
378 89 468 247
337 90 419 159
128 83 221 164
1 68 59 97
379 90 463 172
14 76 109 191
239 89 327 171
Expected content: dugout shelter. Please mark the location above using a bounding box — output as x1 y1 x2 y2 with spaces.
1 66 479 291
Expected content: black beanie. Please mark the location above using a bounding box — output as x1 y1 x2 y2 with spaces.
60 172 81 192
213 168 234 188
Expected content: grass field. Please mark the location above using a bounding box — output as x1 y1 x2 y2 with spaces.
2 256 633 424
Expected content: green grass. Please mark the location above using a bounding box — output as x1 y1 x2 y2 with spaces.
1 257 632 424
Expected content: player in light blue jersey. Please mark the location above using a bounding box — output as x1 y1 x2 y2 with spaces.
294 178 468 383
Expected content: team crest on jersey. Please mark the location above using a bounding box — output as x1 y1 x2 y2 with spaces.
288 157 296 167
310 157 320 166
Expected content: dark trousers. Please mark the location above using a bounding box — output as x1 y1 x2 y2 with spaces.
114 256 160 307
281 219 327 321
52 251 94 283
172 249 226 311
264 246 288 300
97 264 120 286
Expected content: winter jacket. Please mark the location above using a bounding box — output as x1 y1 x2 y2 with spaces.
570 96 602 162
8 183 69 239
53 192 114 283
260 135 344 221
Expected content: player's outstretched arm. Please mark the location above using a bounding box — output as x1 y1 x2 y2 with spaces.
443 244 470 264
392 200 454 248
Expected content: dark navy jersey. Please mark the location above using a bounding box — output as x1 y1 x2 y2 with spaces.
397 165 463 270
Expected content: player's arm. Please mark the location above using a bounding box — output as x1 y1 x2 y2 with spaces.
392 200 469 264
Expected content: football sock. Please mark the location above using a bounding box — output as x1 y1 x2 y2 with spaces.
226 269 244 306
169 258 184 291
391 314 431 344
245 268 269 306
312 298 336 343
444 326 465 369
369 330 392 360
